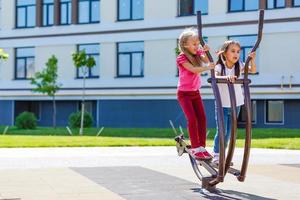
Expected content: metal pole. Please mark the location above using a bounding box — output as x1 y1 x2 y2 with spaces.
197 11 225 185
238 9 264 182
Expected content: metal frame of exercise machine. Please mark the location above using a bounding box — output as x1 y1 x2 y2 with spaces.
173 9 264 192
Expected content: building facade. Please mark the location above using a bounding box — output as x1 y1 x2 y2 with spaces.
0 0 300 128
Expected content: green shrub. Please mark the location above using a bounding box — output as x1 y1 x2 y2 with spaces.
15 112 37 129
68 111 93 128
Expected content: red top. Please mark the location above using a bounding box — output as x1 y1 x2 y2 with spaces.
176 50 204 91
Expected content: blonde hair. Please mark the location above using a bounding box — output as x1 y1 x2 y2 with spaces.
178 27 202 67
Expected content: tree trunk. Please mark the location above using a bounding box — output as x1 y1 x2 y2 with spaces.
79 68 86 135
80 102 85 135
53 95 56 128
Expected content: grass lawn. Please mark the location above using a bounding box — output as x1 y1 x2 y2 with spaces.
0 126 299 149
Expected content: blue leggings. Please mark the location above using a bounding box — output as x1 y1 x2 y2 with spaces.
213 105 241 154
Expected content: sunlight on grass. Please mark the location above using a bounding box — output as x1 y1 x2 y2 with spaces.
0 135 299 149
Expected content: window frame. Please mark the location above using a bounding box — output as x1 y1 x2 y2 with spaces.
76 43 100 79
178 0 208 17
265 100 285 125
293 0 300 7
117 41 144 78
228 0 259 13
78 0 100 24
14 47 35 80
60 0 72 25
16 0 36 28
266 0 286 10
78 100 94 114
117 0 144 21
42 0 54 27
238 100 257 124
14 101 42 121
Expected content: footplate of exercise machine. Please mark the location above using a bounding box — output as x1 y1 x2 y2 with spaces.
201 176 219 193
210 162 241 176
174 134 190 156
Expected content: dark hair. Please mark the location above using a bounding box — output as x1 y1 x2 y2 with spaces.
216 40 241 78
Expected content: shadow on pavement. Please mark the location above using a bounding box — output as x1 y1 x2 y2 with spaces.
191 188 277 200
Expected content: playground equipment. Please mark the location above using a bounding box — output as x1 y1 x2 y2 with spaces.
173 10 264 191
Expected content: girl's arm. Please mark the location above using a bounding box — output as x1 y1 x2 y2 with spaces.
182 62 214 74
200 54 209 63
215 71 237 83
200 45 210 63
241 52 257 73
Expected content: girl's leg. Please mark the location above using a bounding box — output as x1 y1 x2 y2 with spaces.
224 108 231 148
236 106 241 118
192 94 207 147
213 107 229 153
177 94 200 148
225 106 241 148
213 103 221 153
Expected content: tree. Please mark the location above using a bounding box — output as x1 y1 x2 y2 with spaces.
31 55 61 128
0 49 9 60
72 50 96 135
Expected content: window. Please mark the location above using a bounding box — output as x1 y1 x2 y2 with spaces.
16 0 36 28
293 0 300 6
117 42 144 77
228 0 259 12
78 0 100 24
229 35 259 72
266 0 285 9
79 101 94 114
15 47 35 79
118 0 144 21
43 0 54 26
194 0 208 15
179 0 208 16
238 100 256 123
77 44 100 78
60 0 71 24
266 100 284 124
15 101 41 120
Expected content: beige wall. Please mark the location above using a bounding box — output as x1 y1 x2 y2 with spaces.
35 45 76 81
100 42 116 82
0 48 14 81
258 32 300 83
205 36 227 61
101 0 117 23
210 0 227 15
144 40 177 81
1 0 14 30
145 0 177 20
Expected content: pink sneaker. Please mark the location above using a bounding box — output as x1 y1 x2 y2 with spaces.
200 147 213 159
193 151 207 160
189 147 209 160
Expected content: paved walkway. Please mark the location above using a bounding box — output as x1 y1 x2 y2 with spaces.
0 147 299 200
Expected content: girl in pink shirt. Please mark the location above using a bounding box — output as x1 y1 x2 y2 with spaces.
177 28 215 160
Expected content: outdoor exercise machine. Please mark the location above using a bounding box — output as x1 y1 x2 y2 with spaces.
171 9 264 192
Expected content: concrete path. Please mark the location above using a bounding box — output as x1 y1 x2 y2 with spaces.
0 147 299 200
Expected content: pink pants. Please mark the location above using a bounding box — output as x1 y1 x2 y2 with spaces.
177 90 207 148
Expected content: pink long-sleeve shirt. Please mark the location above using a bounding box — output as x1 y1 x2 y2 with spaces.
176 50 204 91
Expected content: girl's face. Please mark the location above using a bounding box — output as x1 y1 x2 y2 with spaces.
185 36 200 55
224 44 241 65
